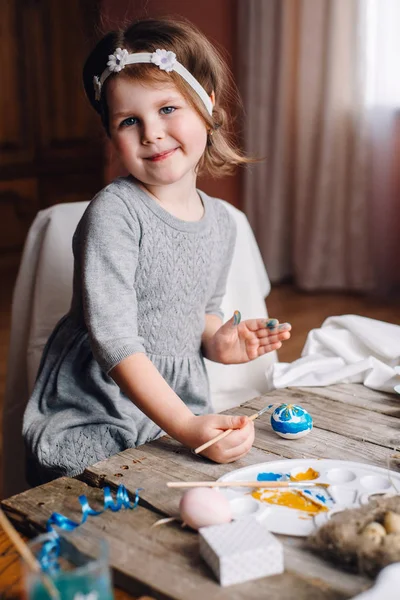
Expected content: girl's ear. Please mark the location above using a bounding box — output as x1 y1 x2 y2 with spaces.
210 90 216 107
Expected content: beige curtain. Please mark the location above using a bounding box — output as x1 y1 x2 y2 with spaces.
238 0 376 291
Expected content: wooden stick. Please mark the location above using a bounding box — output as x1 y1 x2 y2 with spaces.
194 407 271 455
167 480 329 489
0 508 59 599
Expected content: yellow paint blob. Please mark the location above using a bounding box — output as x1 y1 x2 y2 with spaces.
252 489 328 514
290 467 320 482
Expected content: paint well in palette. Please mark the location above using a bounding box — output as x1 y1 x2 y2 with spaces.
257 472 283 481
256 467 320 482
301 489 330 506
254 467 328 514
290 467 319 481
251 489 328 514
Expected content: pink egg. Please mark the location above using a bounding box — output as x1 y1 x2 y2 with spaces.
179 487 232 530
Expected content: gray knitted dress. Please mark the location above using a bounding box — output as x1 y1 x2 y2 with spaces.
23 177 236 482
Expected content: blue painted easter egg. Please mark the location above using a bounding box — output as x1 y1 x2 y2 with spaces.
270 404 313 439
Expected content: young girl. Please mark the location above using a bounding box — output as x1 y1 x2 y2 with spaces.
23 17 291 483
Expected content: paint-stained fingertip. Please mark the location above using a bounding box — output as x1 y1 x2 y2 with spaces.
266 318 279 329
233 310 241 326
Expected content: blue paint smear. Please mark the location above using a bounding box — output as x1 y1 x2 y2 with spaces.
271 418 313 434
257 472 283 481
303 489 331 507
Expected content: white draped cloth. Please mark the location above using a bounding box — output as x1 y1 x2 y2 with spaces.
350 563 400 599
266 315 400 394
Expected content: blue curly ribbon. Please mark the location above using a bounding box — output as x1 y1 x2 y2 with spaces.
39 485 142 574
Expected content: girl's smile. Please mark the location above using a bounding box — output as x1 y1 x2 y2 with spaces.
145 147 180 161
106 78 208 195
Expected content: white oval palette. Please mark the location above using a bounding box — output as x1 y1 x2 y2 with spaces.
218 459 400 537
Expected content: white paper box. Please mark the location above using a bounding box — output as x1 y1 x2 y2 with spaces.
199 516 284 586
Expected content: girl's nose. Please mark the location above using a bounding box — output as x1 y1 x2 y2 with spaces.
141 121 165 145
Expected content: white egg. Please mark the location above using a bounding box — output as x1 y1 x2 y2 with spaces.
179 487 232 530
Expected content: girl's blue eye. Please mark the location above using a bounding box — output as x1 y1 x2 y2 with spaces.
160 106 175 115
120 116 138 128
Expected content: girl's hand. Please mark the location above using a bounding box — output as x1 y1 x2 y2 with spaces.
181 414 255 463
209 314 291 364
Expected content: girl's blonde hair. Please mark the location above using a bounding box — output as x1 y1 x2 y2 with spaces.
83 17 251 176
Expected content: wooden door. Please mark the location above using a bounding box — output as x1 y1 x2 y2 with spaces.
0 0 104 265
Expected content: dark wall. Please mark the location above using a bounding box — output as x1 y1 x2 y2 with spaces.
101 0 242 208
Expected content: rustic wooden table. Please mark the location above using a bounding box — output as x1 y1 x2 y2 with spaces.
1 384 399 600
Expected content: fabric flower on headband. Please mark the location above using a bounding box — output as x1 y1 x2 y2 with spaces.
107 48 130 73
150 49 177 72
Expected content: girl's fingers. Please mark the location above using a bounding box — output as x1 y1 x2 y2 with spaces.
244 328 291 359
255 331 291 343
213 414 248 430
225 447 254 463
257 342 282 356
248 332 290 347
220 427 255 462
243 319 291 342
255 324 291 339
242 318 280 331
246 339 283 356
264 331 291 344
225 422 254 447
211 422 254 454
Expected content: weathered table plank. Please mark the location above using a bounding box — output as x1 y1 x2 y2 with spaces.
91 437 284 483
82 439 285 514
1 477 356 600
228 405 394 467
243 385 400 417
296 385 400 417
242 392 400 449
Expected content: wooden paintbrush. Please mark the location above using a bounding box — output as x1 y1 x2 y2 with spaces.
0 508 59 599
194 404 274 454
167 480 330 489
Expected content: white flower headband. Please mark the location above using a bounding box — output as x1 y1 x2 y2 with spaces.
93 48 213 115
